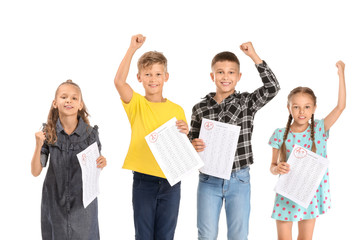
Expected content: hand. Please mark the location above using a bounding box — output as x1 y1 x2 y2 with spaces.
276 162 290 175
130 34 146 51
176 120 189 135
240 42 262 64
336 60 345 76
96 156 107 169
192 138 206 152
35 131 46 147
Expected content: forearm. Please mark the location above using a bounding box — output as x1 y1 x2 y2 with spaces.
249 53 263 65
270 163 279 175
31 145 43 177
256 61 280 94
114 47 136 87
337 72 346 111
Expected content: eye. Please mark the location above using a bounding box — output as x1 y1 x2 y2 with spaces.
73 97 78 100
305 106 311 109
218 71 223 74
229 71 234 74
156 73 162 76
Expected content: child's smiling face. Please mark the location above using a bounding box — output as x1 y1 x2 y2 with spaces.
288 93 317 128
53 84 83 118
211 60 241 96
137 63 169 97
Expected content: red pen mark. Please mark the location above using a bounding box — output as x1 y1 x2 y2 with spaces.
82 154 87 165
294 147 307 159
204 122 214 130
149 132 158 143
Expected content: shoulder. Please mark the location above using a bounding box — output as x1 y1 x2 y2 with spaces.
268 127 285 148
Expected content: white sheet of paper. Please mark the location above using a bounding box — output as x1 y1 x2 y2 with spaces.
145 117 204 186
198 118 241 179
275 144 329 208
76 141 101 208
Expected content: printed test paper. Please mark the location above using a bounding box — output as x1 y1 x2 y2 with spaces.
76 141 101 208
145 117 204 186
275 145 329 208
198 118 241 179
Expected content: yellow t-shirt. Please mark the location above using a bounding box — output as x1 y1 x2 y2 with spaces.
122 91 187 178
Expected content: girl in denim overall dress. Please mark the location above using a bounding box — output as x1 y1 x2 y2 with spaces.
31 80 107 240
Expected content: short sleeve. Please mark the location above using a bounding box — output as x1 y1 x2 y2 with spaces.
93 125 102 153
268 128 283 149
122 91 141 125
177 108 187 124
315 119 329 140
40 143 49 167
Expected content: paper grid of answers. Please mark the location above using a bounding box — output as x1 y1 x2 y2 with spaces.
76 142 101 208
145 117 204 186
275 145 329 208
198 118 241 179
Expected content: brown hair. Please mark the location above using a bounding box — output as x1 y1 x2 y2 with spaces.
44 80 90 144
279 87 317 162
211 51 240 70
137 51 167 73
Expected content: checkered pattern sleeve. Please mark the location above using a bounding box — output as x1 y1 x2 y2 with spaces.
188 104 202 142
246 61 280 112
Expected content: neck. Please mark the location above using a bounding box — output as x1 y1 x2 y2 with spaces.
59 115 79 135
290 122 309 133
214 90 235 104
145 93 166 103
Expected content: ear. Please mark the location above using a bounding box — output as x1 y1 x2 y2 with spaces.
313 105 317 114
137 73 142 83
237 72 242 82
210 72 215 82
79 101 84 111
52 100 57 109
164 72 169 82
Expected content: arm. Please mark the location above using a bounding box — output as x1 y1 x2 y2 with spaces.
31 131 46 177
114 34 146 103
240 42 280 111
324 61 346 132
188 106 206 152
270 148 290 175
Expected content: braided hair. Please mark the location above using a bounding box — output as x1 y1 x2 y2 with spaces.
279 87 317 162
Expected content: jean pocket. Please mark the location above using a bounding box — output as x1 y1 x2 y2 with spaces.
133 177 141 189
199 173 210 182
235 168 250 184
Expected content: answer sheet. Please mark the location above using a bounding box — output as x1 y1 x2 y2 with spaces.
76 141 101 208
275 145 329 208
145 117 204 186
198 118 241 179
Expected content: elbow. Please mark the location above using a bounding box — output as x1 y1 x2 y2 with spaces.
31 170 40 177
338 103 346 112
31 167 41 177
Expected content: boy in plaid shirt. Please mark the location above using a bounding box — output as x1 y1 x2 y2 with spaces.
189 42 280 240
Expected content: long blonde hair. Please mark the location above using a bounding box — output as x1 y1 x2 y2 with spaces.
44 80 90 144
279 87 317 162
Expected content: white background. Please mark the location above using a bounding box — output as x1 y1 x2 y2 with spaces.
1 0 358 239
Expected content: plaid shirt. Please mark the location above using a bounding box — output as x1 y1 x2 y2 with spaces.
188 61 280 171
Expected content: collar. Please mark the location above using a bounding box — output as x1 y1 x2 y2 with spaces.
204 91 239 106
56 117 87 136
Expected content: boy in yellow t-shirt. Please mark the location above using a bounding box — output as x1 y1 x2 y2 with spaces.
114 34 188 239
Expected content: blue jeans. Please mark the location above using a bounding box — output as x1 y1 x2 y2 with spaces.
132 171 181 240
197 167 251 240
